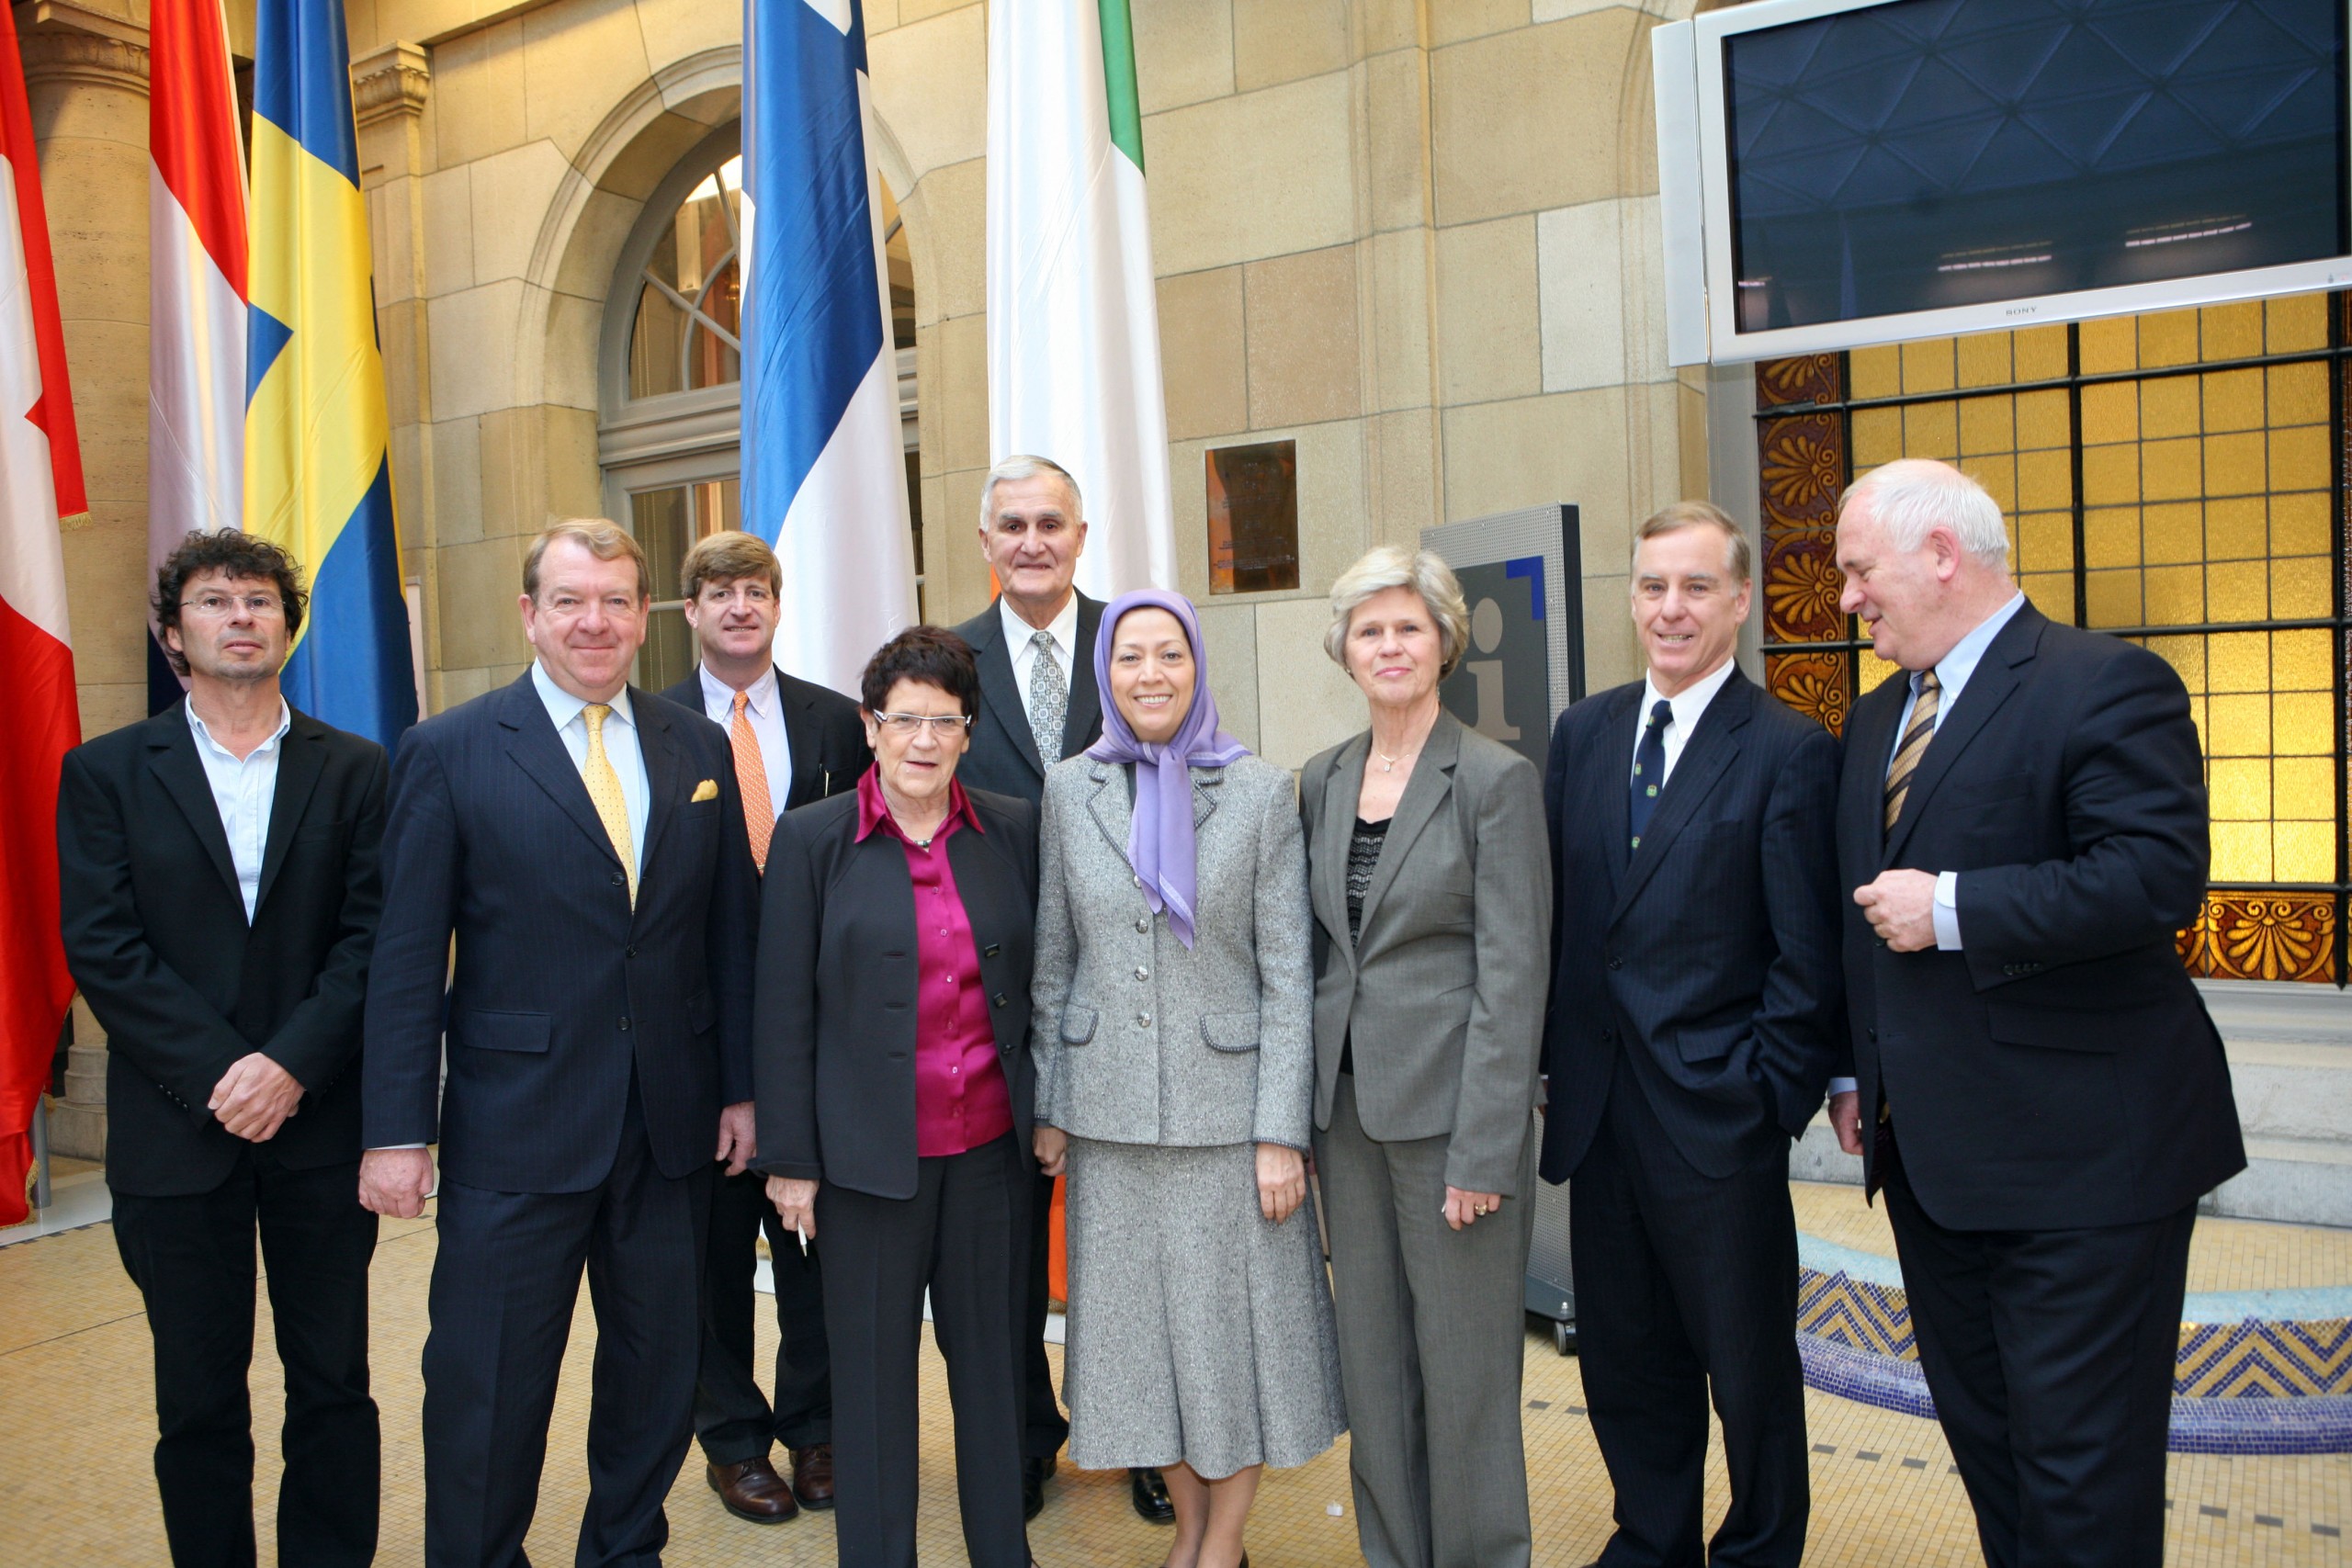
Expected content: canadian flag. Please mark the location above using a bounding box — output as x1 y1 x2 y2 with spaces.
0 2 87 1225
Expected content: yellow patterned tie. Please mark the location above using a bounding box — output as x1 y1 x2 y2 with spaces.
1883 670 1940 833
583 704 638 906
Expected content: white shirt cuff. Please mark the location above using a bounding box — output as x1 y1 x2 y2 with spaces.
1932 869 1962 950
369 1144 427 1151
1826 1077 1857 1099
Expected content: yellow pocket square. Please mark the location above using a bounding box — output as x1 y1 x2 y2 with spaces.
691 779 719 803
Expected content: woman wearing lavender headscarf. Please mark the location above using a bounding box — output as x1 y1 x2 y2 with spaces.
1029 590 1344 1568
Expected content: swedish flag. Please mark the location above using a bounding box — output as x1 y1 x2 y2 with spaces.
244 0 416 745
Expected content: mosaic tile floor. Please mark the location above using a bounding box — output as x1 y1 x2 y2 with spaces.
0 1181 2345 1565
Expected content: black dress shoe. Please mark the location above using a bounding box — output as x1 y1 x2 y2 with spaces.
1023 1454 1057 1521
1129 1465 1174 1523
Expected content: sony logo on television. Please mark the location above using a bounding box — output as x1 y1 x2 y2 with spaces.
2005 306 2041 318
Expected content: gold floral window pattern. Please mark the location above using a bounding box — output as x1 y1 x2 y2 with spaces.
1757 296 2349 987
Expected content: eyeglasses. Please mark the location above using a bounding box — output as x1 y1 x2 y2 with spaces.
871 712 972 737
179 593 285 619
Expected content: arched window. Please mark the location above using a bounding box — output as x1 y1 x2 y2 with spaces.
600 124 921 692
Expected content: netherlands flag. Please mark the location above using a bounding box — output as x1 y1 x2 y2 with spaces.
741 0 917 697
147 0 246 712
0 0 86 1224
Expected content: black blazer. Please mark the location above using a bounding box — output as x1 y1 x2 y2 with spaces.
951 593 1106 807
658 663 871 812
362 673 760 1193
752 785 1040 1201
1837 604 2245 1230
1539 671 1845 1183
57 702 388 1196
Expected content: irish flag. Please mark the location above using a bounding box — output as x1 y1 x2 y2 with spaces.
987 0 1175 597
0 0 86 1224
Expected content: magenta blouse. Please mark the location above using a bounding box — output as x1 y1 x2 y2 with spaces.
854 770 1015 1157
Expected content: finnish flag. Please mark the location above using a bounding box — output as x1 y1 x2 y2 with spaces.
741 0 918 697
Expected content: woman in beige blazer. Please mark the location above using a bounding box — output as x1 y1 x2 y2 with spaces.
1031 590 1343 1568
1299 546 1553 1568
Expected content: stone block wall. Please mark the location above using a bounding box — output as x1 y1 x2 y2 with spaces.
336 0 1709 758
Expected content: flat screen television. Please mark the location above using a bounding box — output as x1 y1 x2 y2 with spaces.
1655 0 2352 364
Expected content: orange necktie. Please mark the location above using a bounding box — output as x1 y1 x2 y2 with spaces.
730 690 774 872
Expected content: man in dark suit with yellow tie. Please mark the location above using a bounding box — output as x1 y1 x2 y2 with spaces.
361 519 760 1567
1830 459 2245 1568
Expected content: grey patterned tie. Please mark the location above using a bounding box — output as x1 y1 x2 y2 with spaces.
1028 629 1068 768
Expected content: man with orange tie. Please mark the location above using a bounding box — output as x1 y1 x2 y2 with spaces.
662 529 870 1526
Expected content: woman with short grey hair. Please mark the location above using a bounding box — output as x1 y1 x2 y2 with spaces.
1031 589 1344 1568
1300 544 1553 1568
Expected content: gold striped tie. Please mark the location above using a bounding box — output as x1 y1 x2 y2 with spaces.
1883 671 1940 832
582 704 638 907
730 690 774 873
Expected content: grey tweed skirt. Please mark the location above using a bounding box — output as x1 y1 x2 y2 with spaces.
1062 1137 1347 1478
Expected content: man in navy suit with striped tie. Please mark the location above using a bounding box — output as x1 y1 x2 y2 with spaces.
1831 460 2242 1568
360 520 760 1568
1540 501 1845 1568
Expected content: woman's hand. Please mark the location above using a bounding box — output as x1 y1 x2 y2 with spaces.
1033 1125 1069 1178
1443 1186 1502 1232
767 1176 820 1244
1257 1144 1306 1224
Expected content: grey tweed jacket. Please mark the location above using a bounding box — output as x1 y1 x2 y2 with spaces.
1031 752 1315 1152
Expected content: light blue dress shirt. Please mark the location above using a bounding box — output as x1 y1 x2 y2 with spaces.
532 660 649 882
697 663 793 813
186 698 292 922
1890 590 2027 952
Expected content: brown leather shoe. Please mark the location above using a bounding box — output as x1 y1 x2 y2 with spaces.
789 1443 836 1510
707 1456 800 1523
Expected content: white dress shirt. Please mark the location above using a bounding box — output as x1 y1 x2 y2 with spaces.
1628 656 1740 791
697 663 794 811
1891 590 2027 952
186 698 292 922
533 660 649 882
1001 592 1080 725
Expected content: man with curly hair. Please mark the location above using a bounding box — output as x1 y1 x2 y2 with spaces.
58 529 390 1565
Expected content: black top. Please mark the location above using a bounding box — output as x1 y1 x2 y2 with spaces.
1340 815 1391 1077
1345 816 1389 946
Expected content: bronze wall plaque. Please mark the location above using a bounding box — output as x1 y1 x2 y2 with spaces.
1205 440 1300 594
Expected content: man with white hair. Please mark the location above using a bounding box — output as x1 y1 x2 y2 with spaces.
951 454 1174 1526
1830 457 2244 1568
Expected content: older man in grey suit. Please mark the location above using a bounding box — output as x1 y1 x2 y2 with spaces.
1301 546 1553 1568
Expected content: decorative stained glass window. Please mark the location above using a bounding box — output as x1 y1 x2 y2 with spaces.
1757 296 2349 986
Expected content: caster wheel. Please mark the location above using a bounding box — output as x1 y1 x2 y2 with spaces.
1555 1319 1577 1356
